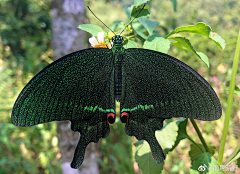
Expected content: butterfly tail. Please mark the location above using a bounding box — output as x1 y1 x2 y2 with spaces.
145 132 165 163
70 136 89 168
124 112 166 163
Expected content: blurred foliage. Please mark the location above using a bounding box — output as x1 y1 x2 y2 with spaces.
0 0 52 77
0 0 240 173
100 118 134 174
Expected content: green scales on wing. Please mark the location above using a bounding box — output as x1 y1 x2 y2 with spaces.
11 35 222 168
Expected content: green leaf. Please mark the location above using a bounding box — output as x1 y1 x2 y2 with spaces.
170 118 189 151
189 144 216 161
139 18 159 35
127 0 150 15
134 119 186 174
170 41 188 52
197 51 210 67
155 121 179 155
234 90 240 97
165 22 225 49
237 157 240 167
166 22 211 38
134 140 144 147
131 4 150 19
209 32 226 50
225 81 240 91
169 37 210 67
165 118 173 124
190 153 225 174
132 21 148 40
126 6 133 19
135 140 164 174
225 81 240 97
143 35 170 53
127 2 150 19
225 87 240 97
77 24 103 36
171 0 177 12
123 40 138 48
136 30 148 40
133 0 150 7
131 8 150 20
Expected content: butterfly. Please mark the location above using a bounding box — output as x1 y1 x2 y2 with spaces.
11 34 222 168
11 5 222 169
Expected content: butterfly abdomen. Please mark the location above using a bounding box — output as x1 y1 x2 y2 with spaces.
113 50 124 101
115 68 122 101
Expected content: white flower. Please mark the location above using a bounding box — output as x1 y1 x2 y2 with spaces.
89 32 109 48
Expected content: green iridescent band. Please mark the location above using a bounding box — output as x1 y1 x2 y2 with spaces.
121 104 154 112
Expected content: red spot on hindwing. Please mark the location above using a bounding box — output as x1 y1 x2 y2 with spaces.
120 112 129 124
107 113 115 125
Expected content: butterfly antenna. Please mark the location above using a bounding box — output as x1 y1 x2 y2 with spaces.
120 4 146 35
87 6 116 35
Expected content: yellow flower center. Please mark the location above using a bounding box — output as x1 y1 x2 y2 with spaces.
94 42 108 48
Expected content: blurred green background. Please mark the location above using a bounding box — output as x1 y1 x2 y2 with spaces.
0 0 239 173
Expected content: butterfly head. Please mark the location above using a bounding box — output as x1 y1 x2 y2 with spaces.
112 35 124 44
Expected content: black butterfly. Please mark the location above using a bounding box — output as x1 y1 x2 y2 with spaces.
11 5 221 169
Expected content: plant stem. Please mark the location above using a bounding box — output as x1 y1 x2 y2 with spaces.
190 119 210 152
218 26 240 164
225 143 240 165
187 136 204 153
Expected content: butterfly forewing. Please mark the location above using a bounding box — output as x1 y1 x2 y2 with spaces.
122 48 221 121
11 48 115 126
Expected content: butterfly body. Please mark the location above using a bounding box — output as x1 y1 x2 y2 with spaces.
112 35 125 101
11 35 221 168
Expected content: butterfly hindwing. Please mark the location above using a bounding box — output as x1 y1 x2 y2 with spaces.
70 67 115 168
121 48 222 163
124 108 167 163
11 48 115 168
